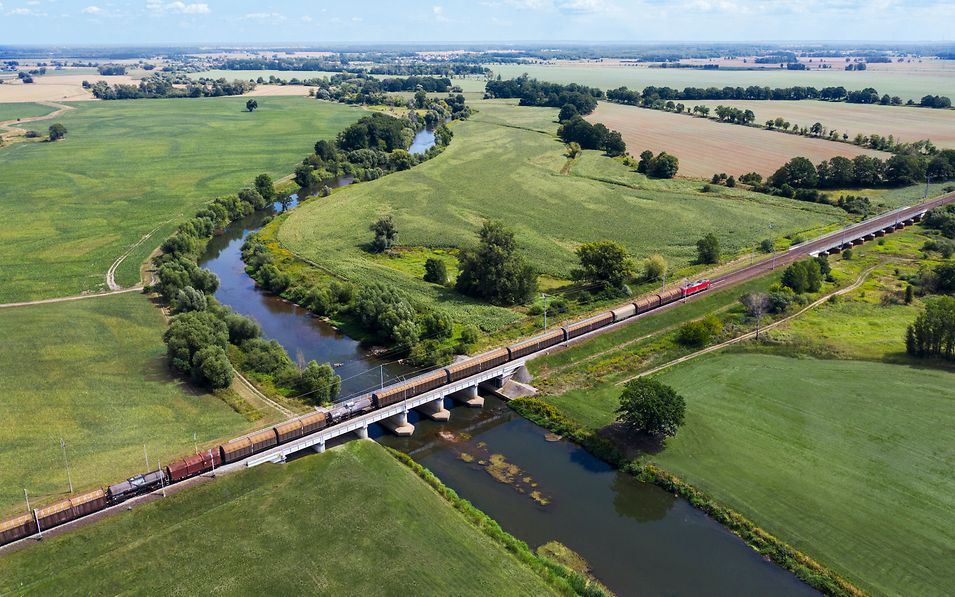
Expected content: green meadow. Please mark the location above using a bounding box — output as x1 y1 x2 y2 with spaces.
0 102 57 122
276 100 842 330
0 96 361 302
0 441 560 596
489 62 955 102
0 293 255 514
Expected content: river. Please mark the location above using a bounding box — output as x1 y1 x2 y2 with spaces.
197 126 817 596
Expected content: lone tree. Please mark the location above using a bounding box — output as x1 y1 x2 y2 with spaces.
369 215 398 253
644 254 667 282
696 233 721 264
254 173 275 202
423 257 448 284
740 292 770 338
572 240 635 291
48 123 67 142
616 377 686 438
246 99 258 112
456 220 537 306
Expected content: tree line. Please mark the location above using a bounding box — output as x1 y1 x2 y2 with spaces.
606 84 951 108
151 173 342 401
87 74 254 100
485 75 604 115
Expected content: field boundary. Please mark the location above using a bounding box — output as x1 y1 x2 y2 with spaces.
616 262 881 384
0 286 142 309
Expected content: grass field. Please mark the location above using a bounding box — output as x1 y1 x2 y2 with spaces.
588 102 889 178
657 354 955 597
0 293 256 514
488 62 955 102
0 441 560 596
0 96 361 302
543 352 955 597
695 99 955 149
276 100 843 330
0 102 56 122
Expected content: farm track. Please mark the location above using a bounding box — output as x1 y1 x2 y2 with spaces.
106 220 174 291
0 101 74 136
617 262 882 384
232 369 296 418
0 287 142 309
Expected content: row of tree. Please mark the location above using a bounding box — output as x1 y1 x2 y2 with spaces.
767 151 955 196
557 115 627 156
485 75 604 115
606 83 951 107
88 75 254 100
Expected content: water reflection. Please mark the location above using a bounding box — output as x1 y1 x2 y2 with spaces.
382 396 817 597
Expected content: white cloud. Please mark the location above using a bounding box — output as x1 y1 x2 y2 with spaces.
302 15 312 22
433 5 449 22
555 0 615 15
242 11 286 21
82 5 103 14
146 1 210 15
7 6 45 15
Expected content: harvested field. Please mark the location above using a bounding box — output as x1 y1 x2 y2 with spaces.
695 99 955 149
0 74 142 103
588 102 889 179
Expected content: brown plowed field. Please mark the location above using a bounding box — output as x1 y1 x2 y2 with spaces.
586 102 890 179
695 99 955 149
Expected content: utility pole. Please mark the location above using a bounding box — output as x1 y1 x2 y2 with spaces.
194 432 198 456
924 174 932 203
158 459 166 497
768 223 776 270
25 489 41 539
144 444 149 470
541 293 549 331
60 438 73 494
379 364 384 389
209 449 217 478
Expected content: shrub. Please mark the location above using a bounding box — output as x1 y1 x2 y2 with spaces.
423 257 448 284
676 314 723 347
696 233 720 264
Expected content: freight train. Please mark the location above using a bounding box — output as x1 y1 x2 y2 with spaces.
0 279 711 547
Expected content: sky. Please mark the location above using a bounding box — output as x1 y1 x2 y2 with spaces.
1 0 954 45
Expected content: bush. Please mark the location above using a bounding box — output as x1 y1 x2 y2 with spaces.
456 220 537 306
643 254 667 281
782 259 823 294
163 310 229 376
192 345 233 389
696 233 720 264
423 257 448 284
759 238 774 253
676 314 723 347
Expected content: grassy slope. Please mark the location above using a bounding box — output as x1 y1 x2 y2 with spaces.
654 353 955 597
0 96 361 302
0 293 254 513
489 63 955 102
0 441 559 597
277 100 842 330
0 102 56 122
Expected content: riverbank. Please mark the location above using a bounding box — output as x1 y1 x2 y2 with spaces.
0 441 575 596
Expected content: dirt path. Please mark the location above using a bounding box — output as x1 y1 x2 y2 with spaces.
107 220 173 291
0 287 142 309
233 369 297 418
616 263 881 384
0 101 74 137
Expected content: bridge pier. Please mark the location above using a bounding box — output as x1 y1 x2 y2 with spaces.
450 385 484 408
380 410 415 436
354 425 369 440
416 396 450 422
511 365 532 384
312 440 326 454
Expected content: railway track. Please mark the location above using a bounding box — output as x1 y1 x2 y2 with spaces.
2 192 952 551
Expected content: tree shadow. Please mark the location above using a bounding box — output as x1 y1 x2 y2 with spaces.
597 422 666 460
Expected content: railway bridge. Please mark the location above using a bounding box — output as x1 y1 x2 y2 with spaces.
245 359 530 466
